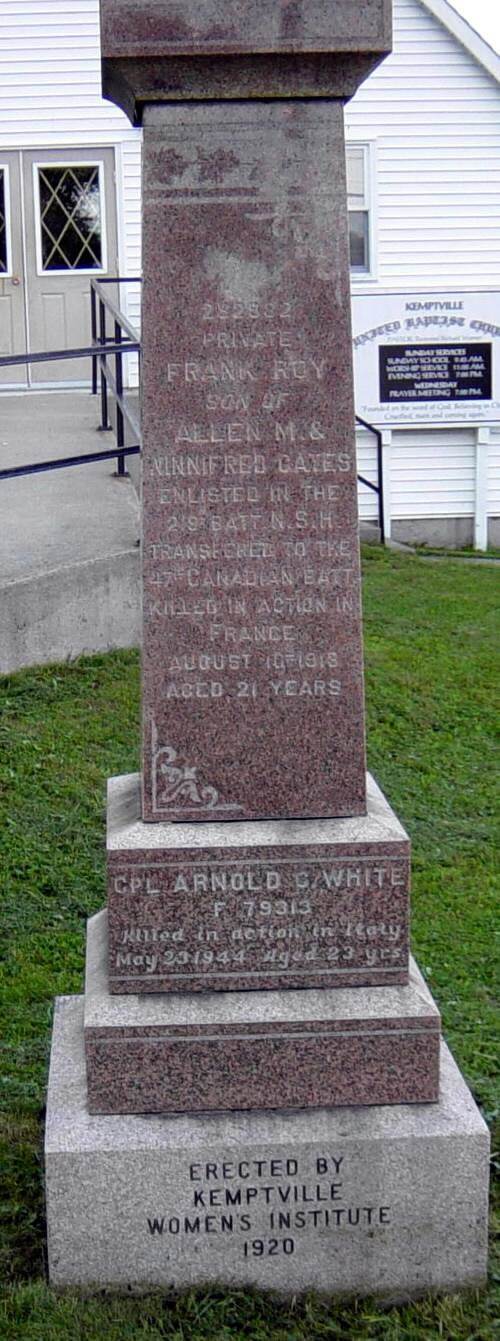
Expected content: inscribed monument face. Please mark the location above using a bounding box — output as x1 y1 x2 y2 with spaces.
141 102 366 822
106 775 410 994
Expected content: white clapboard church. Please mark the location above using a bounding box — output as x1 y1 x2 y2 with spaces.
1 0 499 545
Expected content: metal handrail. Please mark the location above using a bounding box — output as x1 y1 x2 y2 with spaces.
0 340 138 369
90 276 142 346
0 445 140 483
0 276 141 480
355 413 385 545
90 276 142 474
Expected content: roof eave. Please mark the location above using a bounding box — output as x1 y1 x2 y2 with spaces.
420 0 500 84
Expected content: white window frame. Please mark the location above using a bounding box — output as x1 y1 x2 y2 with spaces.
32 159 108 277
0 164 13 278
346 141 377 284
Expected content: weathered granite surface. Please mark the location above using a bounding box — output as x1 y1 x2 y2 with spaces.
107 773 410 992
100 0 392 55
85 911 439 1114
47 995 490 1296
140 99 367 823
100 1 393 118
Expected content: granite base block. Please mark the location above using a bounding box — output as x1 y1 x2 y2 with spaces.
85 910 439 1115
46 995 489 1297
107 772 410 993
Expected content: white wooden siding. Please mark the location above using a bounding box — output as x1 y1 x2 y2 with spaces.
356 426 500 530
115 139 141 382
119 142 142 284
0 0 136 146
0 3 142 331
488 431 500 516
387 428 476 518
4 1 499 289
118 139 142 339
346 0 500 289
356 424 476 522
355 430 379 521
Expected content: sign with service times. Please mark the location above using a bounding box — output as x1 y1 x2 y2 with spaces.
352 290 500 425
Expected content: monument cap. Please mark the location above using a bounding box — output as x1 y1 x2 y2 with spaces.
100 0 392 123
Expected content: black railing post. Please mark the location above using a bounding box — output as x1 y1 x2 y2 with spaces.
376 430 385 546
355 413 386 546
114 317 126 476
98 296 111 431
90 282 98 395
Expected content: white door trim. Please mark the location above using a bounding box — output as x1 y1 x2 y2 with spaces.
19 149 32 386
1 145 120 392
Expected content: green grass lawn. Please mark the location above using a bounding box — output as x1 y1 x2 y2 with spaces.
0 547 498 1340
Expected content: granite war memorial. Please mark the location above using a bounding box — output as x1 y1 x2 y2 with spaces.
45 0 490 1298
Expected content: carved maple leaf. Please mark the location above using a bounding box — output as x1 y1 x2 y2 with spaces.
161 148 189 183
197 148 240 184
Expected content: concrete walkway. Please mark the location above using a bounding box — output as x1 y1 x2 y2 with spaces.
417 551 500 566
0 391 141 673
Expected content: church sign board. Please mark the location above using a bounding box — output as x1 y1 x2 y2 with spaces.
353 290 500 426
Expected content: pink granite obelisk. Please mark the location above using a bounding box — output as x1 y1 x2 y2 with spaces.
44 6 490 1299
95 0 418 1020
95 0 419 1005
99 2 397 825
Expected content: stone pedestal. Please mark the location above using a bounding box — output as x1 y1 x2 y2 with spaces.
85 910 440 1115
46 996 489 1297
107 773 410 993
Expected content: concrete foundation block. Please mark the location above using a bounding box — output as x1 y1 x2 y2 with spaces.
46 995 489 1298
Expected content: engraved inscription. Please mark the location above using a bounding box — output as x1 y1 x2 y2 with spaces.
141 104 367 819
144 1151 392 1261
145 291 357 711
108 856 409 985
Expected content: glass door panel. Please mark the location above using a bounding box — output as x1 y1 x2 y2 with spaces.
23 147 117 385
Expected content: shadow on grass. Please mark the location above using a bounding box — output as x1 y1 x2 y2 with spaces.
0 1114 47 1284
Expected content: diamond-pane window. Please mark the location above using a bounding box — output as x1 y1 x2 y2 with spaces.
38 166 103 271
0 172 7 274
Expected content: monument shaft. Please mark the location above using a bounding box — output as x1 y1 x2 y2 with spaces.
141 101 366 822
